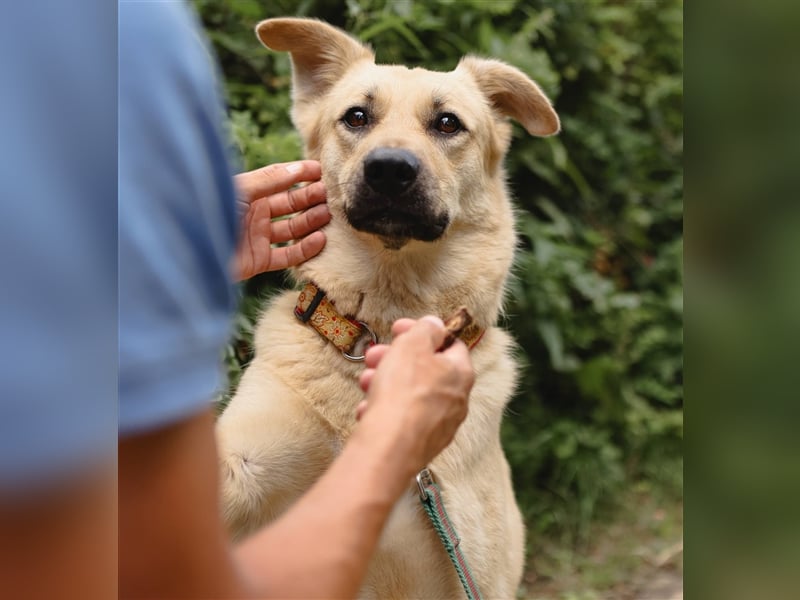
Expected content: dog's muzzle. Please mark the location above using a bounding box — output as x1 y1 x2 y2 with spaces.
363 148 420 196
345 147 450 246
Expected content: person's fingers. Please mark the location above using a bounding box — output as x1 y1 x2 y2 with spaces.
235 161 322 203
390 318 417 337
364 344 391 368
396 316 446 352
269 203 331 244
355 400 369 421
265 230 327 271
269 180 328 219
358 368 374 392
440 339 475 386
234 199 272 281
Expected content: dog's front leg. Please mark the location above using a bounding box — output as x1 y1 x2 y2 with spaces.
216 369 339 541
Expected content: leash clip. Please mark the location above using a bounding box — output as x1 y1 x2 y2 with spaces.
416 467 435 501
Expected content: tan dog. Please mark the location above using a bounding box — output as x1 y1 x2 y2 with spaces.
216 17 559 599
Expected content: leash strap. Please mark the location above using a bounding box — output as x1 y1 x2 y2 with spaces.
416 469 484 600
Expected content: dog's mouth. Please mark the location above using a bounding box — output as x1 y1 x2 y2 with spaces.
344 148 449 248
345 197 450 248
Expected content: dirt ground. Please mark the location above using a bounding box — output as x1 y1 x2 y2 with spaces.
635 568 683 600
523 561 682 600
520 491 683 600
523 565 682 600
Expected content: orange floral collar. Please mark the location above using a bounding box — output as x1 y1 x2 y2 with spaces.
294 281 483 361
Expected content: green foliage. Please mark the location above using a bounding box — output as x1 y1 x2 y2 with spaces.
195 0 683 547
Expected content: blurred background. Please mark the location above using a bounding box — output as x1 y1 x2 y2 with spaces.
194 1 683 598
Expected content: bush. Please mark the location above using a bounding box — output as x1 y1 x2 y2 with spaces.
195 0 683 546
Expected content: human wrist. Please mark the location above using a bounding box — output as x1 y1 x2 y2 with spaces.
346 418 421 503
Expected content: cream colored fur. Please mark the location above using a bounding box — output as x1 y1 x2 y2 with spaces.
216 17 559 599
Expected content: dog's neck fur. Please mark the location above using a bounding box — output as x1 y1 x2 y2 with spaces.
292 181 516 342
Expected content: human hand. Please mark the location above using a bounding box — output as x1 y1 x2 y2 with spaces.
355 317 474 472
233 161 330 281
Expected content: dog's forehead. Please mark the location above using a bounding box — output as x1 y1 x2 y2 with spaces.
336 62 480 106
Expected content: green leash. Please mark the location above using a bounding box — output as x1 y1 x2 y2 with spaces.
416 468 484 600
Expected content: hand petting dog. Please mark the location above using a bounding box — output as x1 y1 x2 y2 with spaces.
233 160 330 281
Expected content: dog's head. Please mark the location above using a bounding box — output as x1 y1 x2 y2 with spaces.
257 18 559 250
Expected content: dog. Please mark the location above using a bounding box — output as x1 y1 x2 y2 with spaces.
215 17 559 599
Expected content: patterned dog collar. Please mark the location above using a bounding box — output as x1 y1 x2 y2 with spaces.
294 281 484 361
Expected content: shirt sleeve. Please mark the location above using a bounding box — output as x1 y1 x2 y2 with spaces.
118 1 239 436
0 3 118 490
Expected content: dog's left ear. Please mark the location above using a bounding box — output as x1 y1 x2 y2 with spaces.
457 56 560 137
256 18 374 107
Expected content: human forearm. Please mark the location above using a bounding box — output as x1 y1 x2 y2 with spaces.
119 411 249 599
0 468 116 600
234 319 472 598
119 317 471 599
235 426 414 598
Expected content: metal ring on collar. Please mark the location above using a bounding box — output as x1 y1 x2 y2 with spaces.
342 321 378 362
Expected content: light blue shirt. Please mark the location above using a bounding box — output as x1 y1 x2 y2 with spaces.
118 1 239 436
0 2 118 490
0 0 239 490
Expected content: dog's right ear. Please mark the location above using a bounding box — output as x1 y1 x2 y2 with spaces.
256 18 374 107
457 56 560 137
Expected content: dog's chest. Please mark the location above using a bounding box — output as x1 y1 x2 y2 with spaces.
254 315 365 436
359 492 463 599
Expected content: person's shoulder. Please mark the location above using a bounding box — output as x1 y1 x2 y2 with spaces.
118 2 238 439
120 1 216 88
120 1 198 43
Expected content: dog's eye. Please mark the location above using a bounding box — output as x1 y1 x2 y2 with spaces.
343 107 369 129
435 113 462 134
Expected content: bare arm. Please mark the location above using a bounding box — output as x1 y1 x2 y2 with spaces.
119 317 473 599
0 468 116 600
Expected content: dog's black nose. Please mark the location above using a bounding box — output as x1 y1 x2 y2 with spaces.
363 148 420 196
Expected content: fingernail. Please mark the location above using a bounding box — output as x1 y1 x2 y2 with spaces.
285 163 303 174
